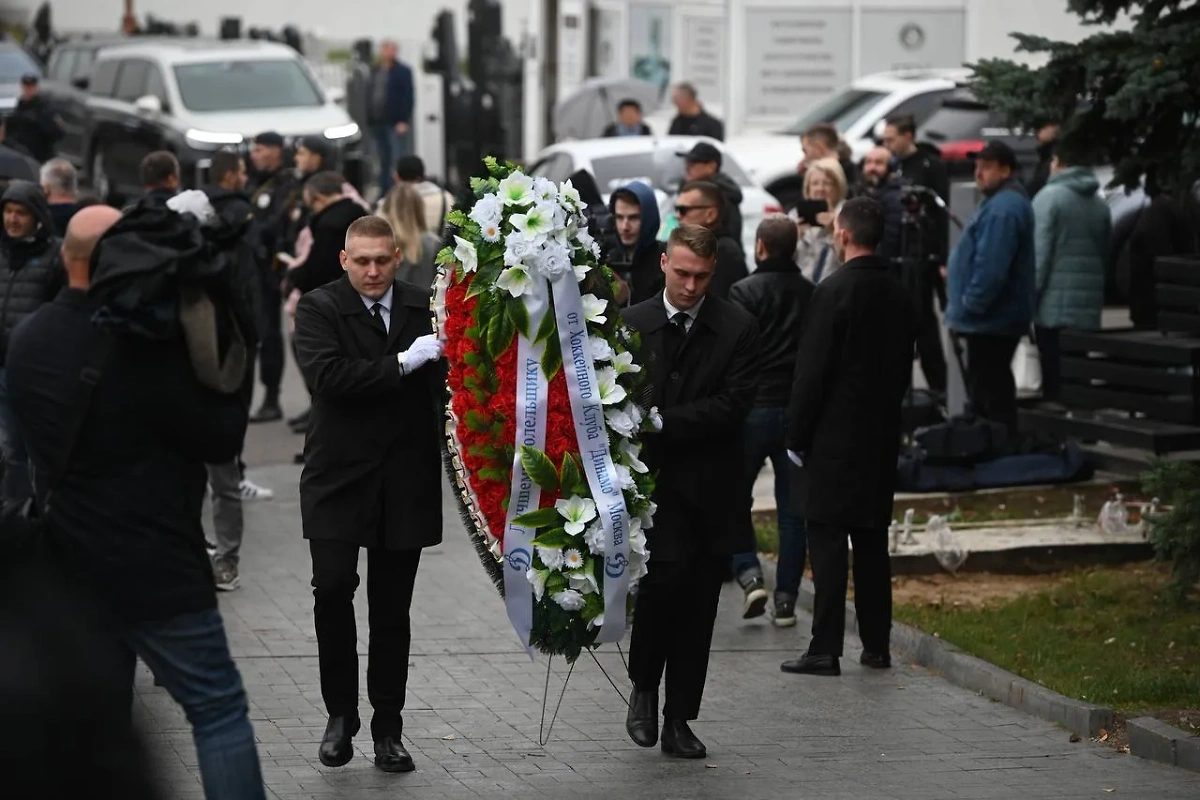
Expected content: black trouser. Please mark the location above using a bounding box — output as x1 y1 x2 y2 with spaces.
962 334 1020 431
628 554 724 721
309 540 421 740
1034 325 1061 402
915 268 947 394
806 522 891 657
258 281 284 402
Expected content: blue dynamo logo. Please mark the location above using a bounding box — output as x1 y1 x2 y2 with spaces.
506 547 531 572
605 552 628 578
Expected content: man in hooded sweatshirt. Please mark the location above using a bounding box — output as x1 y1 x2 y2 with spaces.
683 142 743 246
0 180 65 503
607 181 665 305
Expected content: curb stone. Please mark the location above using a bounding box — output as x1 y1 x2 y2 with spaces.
794 579 1114 738
1128 717 1200 773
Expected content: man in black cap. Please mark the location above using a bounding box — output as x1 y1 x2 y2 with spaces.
945 140 1035 431
7 74 62 163
246 131 300 423
683 142 743 245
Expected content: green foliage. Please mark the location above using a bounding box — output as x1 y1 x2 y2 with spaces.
1142 461 1200 603
486 304 516 358
534 307 557 345
560 453 587 498
519 445 559 492
514 506 563 529
445 209 469 228
506 295 531 339
541 336 563 379
531 527 572 548
435 245 456 266
968 0 1200 194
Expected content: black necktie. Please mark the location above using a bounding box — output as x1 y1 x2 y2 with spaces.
371 302 388 334
664 310 689 364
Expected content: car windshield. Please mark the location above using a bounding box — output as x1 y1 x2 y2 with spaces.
0 48 40 83
779 89 887 136
591 149 752 193
919 100 1010 142
173 59 322 112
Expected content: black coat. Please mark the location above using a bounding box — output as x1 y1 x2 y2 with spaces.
622 293 759 559
787 255 917 531
602 122 652 137
711 235 748 300
0 181 64 364
247 167 302 259
7 95 62 163
728 256 814 407
0 143 39 182
287 197 368 294
294 275 444 550
668 110 725 141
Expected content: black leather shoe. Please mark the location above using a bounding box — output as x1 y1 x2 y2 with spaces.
660 719 706 759
318 715 360 767
249 403 283 423
374 737 415 773
625 688 658 747
780 651 841 676
861 651 892 669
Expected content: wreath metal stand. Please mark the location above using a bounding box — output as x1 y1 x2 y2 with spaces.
536 644 633 746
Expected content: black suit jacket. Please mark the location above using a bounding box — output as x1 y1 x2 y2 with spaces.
287 198 368 294
787 255 917 531
294 276 444 550
623 293 760 559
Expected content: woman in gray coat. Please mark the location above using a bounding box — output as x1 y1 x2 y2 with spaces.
1032 151 1112 400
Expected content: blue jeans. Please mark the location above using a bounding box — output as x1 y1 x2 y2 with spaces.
120 608 265 800
731 407 807 596
0 367 31 503
373 123 413 196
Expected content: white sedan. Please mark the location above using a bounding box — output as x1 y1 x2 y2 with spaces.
527 135 783 264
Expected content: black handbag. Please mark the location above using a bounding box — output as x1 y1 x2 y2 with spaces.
0 336 112 559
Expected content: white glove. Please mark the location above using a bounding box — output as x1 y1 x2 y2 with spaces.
166 189 216 224
398 333 444 374
787 450 804 468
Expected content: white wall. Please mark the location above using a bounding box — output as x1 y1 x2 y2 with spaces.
969 0 1121 65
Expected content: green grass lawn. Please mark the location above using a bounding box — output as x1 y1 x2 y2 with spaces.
895 566 1200 713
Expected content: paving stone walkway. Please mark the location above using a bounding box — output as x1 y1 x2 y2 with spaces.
126 461 1200 799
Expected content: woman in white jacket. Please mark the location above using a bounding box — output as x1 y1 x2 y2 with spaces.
795 158 847 284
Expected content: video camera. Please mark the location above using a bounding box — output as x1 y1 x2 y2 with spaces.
899 184 946 218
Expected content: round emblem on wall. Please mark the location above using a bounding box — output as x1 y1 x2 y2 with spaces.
899 23 926 51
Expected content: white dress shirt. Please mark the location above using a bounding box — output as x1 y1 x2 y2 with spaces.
360 285 394 333
662 294 704 333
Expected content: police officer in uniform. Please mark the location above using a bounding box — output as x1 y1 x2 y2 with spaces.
246 131 300 423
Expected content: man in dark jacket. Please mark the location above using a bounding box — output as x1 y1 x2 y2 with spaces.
668 83 724 140
6 205 266 798
622 224 759 760
727 216 814 626
286 171 370 295
782 198 917 677
369 40 416 197
293 215 444 773
800 124 858 190
1027 122 1060 198
674 180 747 298
0 117 39 182
0 179 65 503
603 99 653 137
883 115 950 203
40 158 81 236
607 181 664 305
6 75 62 163
683 141 743 245
945 141 1035 431
139 150 180 204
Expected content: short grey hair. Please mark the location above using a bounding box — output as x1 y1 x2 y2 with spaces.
40 158 78 196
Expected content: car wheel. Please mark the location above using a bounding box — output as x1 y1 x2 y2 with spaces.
90 148 112 204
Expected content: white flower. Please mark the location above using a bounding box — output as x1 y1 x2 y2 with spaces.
480 221 502 242
469 194 503 228
581 294 608 325
587 611 605 630
628 550 649 581
648 406 664 432
504 235 535 267
563 548 585 570
552 589 586 612
555 496 597 536
604 407 637 438
626 402 643 426
596 367 627 406
526 567 549 601
531 239 573 279
558 179 582 211
614 462 636 491
510 204 555 242
573 262 592 283
583 521 606 555
612 350 642 376
568 568 598 595
498 172 535 207
576 225 597 255
621 439 648 474
537 546 566 571
589 335 614 362
495 265 537 298
532 176 559 204
638 500 657 530
453 236 478 273
629 518 648 556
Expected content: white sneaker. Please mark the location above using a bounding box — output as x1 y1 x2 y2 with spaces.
238 479 274 501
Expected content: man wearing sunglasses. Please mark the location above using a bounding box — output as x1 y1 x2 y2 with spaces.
673 180 747 299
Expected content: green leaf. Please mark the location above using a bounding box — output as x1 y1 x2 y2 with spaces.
519 445 559 492
446 209 468 228
507 296 531 339
469 176 490 194
532 526 571 549
435 245 456 265
541 337 563 379
479 466 510 483
515 506 563 529
560 453 585 497
466 263 503 299
533 307 557 345
487 307 516 358
545 571 568 594
463 410 489 431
